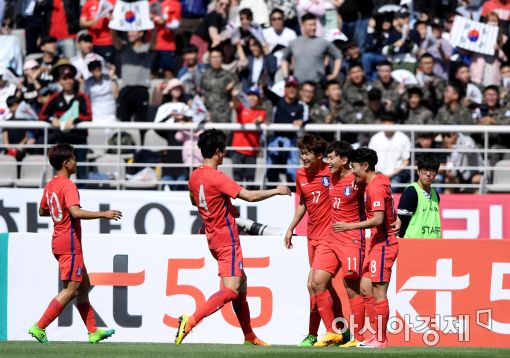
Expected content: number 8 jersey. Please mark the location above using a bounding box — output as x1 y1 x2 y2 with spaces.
188 166 243 250
40 176 82 255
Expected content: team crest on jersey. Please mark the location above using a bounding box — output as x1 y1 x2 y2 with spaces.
76 267 83 277
321 177 330 187
344 186 352 196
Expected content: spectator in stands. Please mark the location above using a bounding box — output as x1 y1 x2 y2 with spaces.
199 47 237 123
0 67 17 121
403 87 434 125
453 63 475 101
150 0 182 79
80 0 116 64
419 18 452 80
481 0 510 36
368 112 411 191
230 86 265 187
281 13 342 86
415 132 446 165
72 33 105 81
16 0 46 55
84 58 119 124
20 59 43 112
2 96 37 161
236 0 269 27
155 78 192 123
372 60 404 112
237 36 277 92
415 53 447 113
498 61 510 105
190 0 229 63
39 60 92 182
336 0 373 49
297 0 329 38
263 75 306 184
298 81 320 121
234 8 265 58
340 41 364 77
46 0 80 59
442 131 483 194
342 62 369 111
471 12 508 87
435 83 472 125
262 8 297 58
382 10 418 73
266 0 300 34
0 17 22 76
36 36 60 88
112 29 156 124
177 45 207 97
410 20 428 48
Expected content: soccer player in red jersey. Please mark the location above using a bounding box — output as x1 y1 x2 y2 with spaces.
28 144 122 344
333 147 399 348
175 129 290 345
284 134 342 347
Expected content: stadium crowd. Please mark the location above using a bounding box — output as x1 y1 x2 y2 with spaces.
0 0 509 192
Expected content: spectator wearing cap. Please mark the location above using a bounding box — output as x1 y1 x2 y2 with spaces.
281 13 342 86
72 33 106 81
230 86 266 187
190 0 229 63
262 8 297 57
237 36 277 93
36 36 60 88
112 28 156 125
419 18 452 80
0 68 17 121
342 62 369 111
149 0 182 79
84 59 119 124
368 112 412 191
372 60 405 113
403 87 434 125
39 60 92 182
177 45 208 97
262 75 307 184
198 47 238 123
415 53 447 113
0 17 23 76
434 83 472 125
45 0 81 59
21 60 43 112
80 0 116 64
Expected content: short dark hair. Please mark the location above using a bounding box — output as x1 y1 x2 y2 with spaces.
419 53 434 63
183 45 198 54
300 81 316 90
448 82 463 98
48 143 75 170
350 147 378 171
6 95 20 108
417 154 440 172
484 85 499 95
270 8 284 19
348 62 364 72
455 62 469 73
301 12 316 23
324 79 341 91
239 8 253 20
209 47 223 57
377 60 393 69
197 129 227 159
87 60 102 72
298 134 327 156
326 141 353 160
501 61 510 69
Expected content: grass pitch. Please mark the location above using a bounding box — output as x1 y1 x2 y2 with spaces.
1 342 510 358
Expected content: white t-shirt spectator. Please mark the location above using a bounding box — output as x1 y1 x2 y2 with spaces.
154 102 191 123
0 35 23 76
262 26 297 52
0 80 16 121
72 53 106 80
368 131 411 176
84 75 116 122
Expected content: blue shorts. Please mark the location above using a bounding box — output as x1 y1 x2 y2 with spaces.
151 50 177 72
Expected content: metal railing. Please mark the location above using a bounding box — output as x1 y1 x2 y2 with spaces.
1 121 510 192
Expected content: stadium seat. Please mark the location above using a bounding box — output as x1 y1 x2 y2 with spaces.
0 155 18 187
18 155 49 188
87 129 110 160
93 154 126 188
144 129 168 150
487 160 510 192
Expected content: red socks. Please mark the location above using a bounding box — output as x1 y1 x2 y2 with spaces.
77 302 97 333
329 287 344 331
349 296 365 341
308 295 321 336
315 290 336 333
363 295 375 330
232 292 254 336
190 288 238 330
37 299 64 329
373 298 389 342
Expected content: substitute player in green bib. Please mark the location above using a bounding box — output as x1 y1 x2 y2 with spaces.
397 155 441 238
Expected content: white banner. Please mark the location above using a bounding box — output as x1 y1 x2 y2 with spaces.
0 189 294 236
109 0 155 31
450 16 499 56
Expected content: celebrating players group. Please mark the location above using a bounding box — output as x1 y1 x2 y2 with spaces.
29 129 397 348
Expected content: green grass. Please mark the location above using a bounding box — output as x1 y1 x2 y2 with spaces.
1 342 510 358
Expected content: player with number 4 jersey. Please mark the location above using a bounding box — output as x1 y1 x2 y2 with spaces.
177 129 290 346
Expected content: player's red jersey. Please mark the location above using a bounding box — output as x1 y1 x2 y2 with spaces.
39 176 82 255
188 166 243 250
296 162 331 241
364 174 398 247
329 172 365 248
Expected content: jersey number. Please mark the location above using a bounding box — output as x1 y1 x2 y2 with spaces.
46 192 63 222
311 191 321 204
198 184 209 213
347 256 357 271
